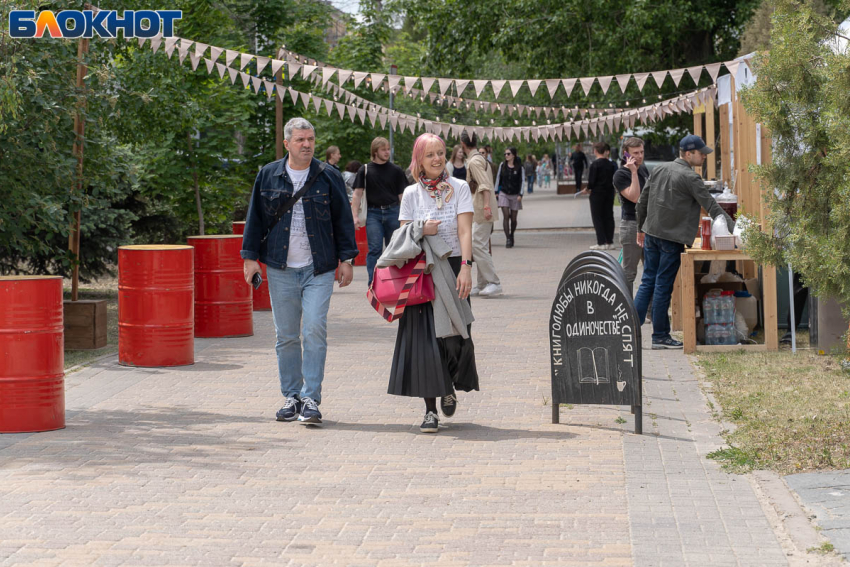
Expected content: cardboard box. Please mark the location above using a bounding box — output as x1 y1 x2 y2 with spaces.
64 299 108 350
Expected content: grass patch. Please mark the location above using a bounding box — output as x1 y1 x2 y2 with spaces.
697 350 850 474
807 542 835 555
63 287 119 370
615 416 627 424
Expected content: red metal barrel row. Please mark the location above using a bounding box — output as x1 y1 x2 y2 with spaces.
232 222 271 310
0 276 65 433
354 226 367 266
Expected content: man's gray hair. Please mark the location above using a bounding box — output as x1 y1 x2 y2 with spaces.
623 136 644 150
284 117 315 141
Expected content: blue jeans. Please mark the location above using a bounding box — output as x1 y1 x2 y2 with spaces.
366 204 401 286
266 265 335 404
634 234 684 342
526 175 535 193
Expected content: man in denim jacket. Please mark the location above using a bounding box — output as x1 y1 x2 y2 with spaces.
241 118 358 426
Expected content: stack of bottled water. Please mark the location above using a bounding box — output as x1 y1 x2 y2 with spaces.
703 290 737 345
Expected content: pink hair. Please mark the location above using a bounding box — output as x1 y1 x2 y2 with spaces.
409 133 446 179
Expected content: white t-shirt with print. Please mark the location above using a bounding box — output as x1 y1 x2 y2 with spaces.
285 163 313 268
398 176 474 257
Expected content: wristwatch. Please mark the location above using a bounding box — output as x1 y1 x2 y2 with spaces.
461 259 473 267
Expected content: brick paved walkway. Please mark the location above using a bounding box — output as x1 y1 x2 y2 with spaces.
0 229 787 566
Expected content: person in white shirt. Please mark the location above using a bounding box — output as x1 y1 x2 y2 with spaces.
388 133 479 433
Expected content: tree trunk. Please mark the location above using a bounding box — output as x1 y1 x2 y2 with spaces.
187 132 204 235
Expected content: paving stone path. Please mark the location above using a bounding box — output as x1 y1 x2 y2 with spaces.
0 225 789 566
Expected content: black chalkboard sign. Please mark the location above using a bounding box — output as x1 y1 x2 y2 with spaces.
550 254 642 433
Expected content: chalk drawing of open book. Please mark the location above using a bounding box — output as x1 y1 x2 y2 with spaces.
578 347 610 384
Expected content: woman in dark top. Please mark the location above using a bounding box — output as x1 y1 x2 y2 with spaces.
447 145 467 181
495 147 525 248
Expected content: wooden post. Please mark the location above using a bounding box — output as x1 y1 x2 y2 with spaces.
671 271 682 332
693 110 703 177
69 37 90 302
706 100 716 180
681 252 697 353
719 104 730 184
275 49 284 160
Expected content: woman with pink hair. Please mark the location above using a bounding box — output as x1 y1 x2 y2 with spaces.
387 133 479 433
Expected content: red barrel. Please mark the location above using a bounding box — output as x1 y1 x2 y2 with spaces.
232 221 271 311
118 245 194 367
0 276 65 433
354 226 368 266
188 235 253 338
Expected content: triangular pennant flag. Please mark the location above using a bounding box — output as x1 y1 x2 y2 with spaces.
216 62 226 79
614 115 621 130
194 42 208 59
652 70 667 88
179 39 193 53
204 57 215 74
276 88 285 103
572 124 581 139
242 73 253 89
300 92 310 108
725 60 741 81
322 66 336 85
388 75 402 92
287 61 301 78
356 108 366 124
562 78 577 97
379 113 387 129
367 110 378 127
302 64 317 79
535 107 543 118
324 99 334 116
347 105 356 122
509 80 524 97
669 68 685 87
438 78 452 95
390 115 398 130
421 77 436 93
581 122 589 137
615 74 631 93
189 53 201 71
474 80 488 97
403 76 417 94
352 71 368 88
335 102 345 119
545 79 560 98
165 36 178 52
597 76 613 94
589 121 597 136
178 49 189 64
371 73 386 91
686 66 702 85
633 73 650 91
225 49 238 67
705 62 722 82
312 95 322 113
270 59 284 76
455 79 470 96
580 77 595 96
527 79 542 97
138 37 147 48
334 69 350 85
264 80 276 97
209 46 223 63
249 76 261 93
227 67 238 84
288 87 298 105
239 53 253 71
150 37 162 53
256 56 270 75
491 79 507 98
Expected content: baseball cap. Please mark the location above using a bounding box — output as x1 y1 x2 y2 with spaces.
679 134 713 154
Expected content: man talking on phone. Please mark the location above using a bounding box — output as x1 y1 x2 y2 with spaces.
241 117 358 426
612 136 650 296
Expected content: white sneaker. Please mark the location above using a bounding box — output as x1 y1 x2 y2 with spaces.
479 283 503 297
470 287 480 296
608 243 621 250
589 244 604 250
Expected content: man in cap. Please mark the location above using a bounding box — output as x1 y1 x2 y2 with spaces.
635 134 734 350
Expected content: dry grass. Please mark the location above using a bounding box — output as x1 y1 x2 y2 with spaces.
697 348 850 474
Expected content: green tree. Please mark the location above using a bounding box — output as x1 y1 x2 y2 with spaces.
740 0 850 319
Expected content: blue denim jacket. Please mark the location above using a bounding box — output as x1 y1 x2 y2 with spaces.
240 156 358 275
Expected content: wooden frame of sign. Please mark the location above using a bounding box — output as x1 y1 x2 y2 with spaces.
550 252 643 434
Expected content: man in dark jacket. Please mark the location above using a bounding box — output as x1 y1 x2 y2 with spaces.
587 142 618 250
635 134 734 350
241 117 358 426
570 143 589 192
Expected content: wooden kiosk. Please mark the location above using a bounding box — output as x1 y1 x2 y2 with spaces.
675 61 780 354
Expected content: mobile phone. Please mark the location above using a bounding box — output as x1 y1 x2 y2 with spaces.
251 272 263 290
623 151 632 160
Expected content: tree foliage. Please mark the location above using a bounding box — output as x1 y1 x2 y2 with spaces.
740 0 850 311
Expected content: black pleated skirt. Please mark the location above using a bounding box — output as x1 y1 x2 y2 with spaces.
388 256 479 398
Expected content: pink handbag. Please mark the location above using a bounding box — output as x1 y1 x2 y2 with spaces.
367 253 435 322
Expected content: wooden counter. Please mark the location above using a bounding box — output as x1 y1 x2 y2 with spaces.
680 246 778 354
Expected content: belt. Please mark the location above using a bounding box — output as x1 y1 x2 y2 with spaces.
368 204 398 210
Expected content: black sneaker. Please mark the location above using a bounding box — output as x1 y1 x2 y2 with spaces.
780 332 793 345
297 397 322 425
440 393 457 417
652 337 684 350
420 411 439 433
275 396 301 421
